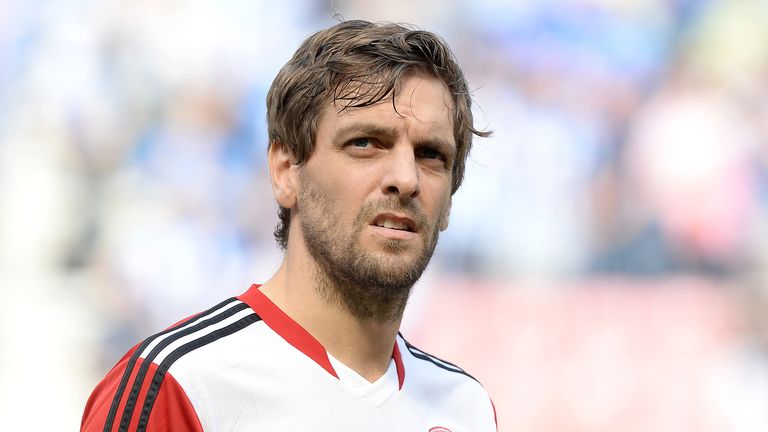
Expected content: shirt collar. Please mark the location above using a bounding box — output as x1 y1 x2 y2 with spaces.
238 284 405 389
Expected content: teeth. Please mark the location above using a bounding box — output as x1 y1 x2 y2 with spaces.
377 219 408 230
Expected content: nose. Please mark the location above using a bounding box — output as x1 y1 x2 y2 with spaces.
381 145 420 201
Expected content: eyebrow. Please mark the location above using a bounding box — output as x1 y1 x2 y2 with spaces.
334 123 398 141
334 122 456 156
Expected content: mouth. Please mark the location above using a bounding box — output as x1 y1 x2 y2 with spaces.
370 213 417 233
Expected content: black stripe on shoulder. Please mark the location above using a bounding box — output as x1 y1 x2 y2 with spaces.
104 297 239 432
136 313 263 432
117 301 252 432
399 333 480 383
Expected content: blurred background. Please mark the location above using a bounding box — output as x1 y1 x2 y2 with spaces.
1 0 768 430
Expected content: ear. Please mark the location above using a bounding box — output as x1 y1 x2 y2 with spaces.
439 196 451 231
268 140 299 209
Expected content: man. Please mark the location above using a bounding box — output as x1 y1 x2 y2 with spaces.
82 20 495 431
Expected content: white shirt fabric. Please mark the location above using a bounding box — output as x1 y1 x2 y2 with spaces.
82 284 497 432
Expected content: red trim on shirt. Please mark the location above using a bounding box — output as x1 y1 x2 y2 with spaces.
239 284 406 389
491 398 498 431
238 284 339 378
392 341 405 390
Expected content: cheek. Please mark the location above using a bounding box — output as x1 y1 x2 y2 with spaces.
302 166 364 219
425 181 452 214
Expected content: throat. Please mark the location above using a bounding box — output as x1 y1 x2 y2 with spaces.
320 320 401 385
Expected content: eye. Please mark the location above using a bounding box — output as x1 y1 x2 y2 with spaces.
343 137 379 158
349 137 372 148
417 147 445 161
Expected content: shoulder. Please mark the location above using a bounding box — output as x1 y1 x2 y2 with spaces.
81 297 264 432
81 349 204 432
397 333 497 430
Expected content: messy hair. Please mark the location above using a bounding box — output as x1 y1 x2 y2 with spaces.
266 20 490 249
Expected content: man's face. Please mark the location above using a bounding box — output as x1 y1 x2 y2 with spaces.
295 73 455 320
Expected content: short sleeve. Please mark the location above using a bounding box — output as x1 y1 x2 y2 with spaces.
81 348 203 432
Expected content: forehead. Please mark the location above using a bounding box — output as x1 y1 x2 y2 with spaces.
321 74 455 141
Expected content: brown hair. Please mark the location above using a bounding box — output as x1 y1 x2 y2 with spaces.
267 20 490 249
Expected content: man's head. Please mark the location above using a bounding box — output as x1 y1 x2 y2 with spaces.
266 20 489 249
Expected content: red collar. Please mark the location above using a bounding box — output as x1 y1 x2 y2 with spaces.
238 284 405 389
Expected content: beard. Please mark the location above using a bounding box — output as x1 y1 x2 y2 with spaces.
296 177 444 322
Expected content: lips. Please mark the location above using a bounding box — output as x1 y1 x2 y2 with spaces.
370 213 417 233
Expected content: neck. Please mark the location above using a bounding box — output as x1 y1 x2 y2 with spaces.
259 240 404 383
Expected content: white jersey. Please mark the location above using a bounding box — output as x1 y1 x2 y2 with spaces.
82 284 497 431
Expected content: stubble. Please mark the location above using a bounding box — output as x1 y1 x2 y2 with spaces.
297 178 443 322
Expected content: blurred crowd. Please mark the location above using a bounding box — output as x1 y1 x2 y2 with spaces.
3 0 767 295
2 0 768 362
1 0 768 430
453 0 768 278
